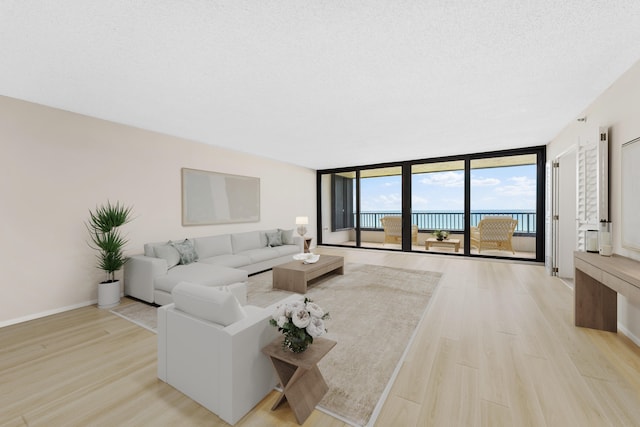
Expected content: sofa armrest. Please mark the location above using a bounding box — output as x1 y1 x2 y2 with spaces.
124 255 168 303
223 294 301 336
226 282 247 306
292 235 304 252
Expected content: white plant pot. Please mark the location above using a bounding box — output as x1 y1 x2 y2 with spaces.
98 280 121 309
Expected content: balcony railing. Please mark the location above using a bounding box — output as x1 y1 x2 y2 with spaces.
358 211 537 234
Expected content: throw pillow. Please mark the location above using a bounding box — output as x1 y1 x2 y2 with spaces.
266 231 283 247
279 228 294 245
153 243 181 269
170 239 199 265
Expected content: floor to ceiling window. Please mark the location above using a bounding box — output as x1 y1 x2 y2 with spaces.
469 154 538 259
317 146 545 261
411 160 465 254
359 166 403 250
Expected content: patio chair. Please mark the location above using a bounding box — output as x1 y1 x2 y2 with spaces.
380 216 418 245
470 216 518 254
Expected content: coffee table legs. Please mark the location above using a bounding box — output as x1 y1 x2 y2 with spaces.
269 357 329 424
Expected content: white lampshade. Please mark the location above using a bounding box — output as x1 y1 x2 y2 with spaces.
295 216 309 225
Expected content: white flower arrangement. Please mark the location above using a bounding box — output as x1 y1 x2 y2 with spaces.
270 298 330 352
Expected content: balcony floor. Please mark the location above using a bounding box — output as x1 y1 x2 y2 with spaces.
335 240 537 260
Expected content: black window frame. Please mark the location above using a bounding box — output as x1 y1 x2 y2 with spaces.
317 145 546 262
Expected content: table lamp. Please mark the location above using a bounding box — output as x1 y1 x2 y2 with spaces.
296 216 309 252
295 216 308 237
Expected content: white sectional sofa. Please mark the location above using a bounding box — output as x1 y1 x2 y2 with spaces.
124 229 303 305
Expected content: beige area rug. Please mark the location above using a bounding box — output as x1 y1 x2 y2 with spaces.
110 263 441 427
110 301 158 332
248 263 441 426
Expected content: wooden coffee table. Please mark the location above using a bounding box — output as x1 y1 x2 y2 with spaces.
272 255 344 294
262 337 336 424
425 237 460 252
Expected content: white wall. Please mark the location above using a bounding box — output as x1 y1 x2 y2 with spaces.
0 96 316 326
548 58 640 342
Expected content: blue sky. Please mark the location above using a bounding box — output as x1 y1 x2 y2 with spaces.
360 165 537 212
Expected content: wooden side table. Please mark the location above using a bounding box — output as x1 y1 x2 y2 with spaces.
262 337 336 424
304 237 313 253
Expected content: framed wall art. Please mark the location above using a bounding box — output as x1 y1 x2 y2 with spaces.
182 168 260 226
621 137 640 251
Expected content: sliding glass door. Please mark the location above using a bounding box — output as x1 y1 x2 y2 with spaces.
317 146 545 261
359 166 403 249
469 154 538 259
411 160 465 254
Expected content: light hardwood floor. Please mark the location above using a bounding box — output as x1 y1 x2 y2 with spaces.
2 247 640 426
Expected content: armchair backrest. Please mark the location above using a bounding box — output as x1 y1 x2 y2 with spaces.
380 216 402 236
477 217 518 242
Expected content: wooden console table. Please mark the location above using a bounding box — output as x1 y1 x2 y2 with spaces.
262 337 336 424
574 251 640 332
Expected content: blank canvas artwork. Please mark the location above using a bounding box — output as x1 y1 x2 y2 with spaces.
182 168 260 225
621 137 640 251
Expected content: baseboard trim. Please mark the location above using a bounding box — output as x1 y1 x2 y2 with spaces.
618 322 640 347
0 299 97 328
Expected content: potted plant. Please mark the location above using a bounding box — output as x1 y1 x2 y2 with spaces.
87 201 133 308
433 230 449 241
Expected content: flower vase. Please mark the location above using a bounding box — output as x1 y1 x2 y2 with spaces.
437 237 443 241
284 333 310 353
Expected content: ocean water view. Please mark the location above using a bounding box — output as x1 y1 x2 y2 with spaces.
358 210 536 234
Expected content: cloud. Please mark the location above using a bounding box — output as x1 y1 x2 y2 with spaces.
418 171 464 187
471 177 500 186
361 193 402 211
412 195 430 210
495 176 536 197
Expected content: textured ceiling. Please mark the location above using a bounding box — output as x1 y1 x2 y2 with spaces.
2 1 640 170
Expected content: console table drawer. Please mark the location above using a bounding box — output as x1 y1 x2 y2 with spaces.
574 251 640 332
575 257 602 281
603 272 640 304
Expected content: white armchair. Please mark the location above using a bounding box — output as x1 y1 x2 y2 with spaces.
157 282 301 425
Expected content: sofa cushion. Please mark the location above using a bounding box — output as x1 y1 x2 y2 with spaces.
155 263 248 294
241 248 281 263
279 229 294 245
153 243 181 269
171 239 199 265
273 244 300 256
172 282 246 326
198 254 252 268
266 231 283 247
231 231 263 253
194 234 233 259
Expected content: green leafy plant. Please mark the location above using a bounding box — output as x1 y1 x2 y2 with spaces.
432 230 449 240
87 201 133 283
